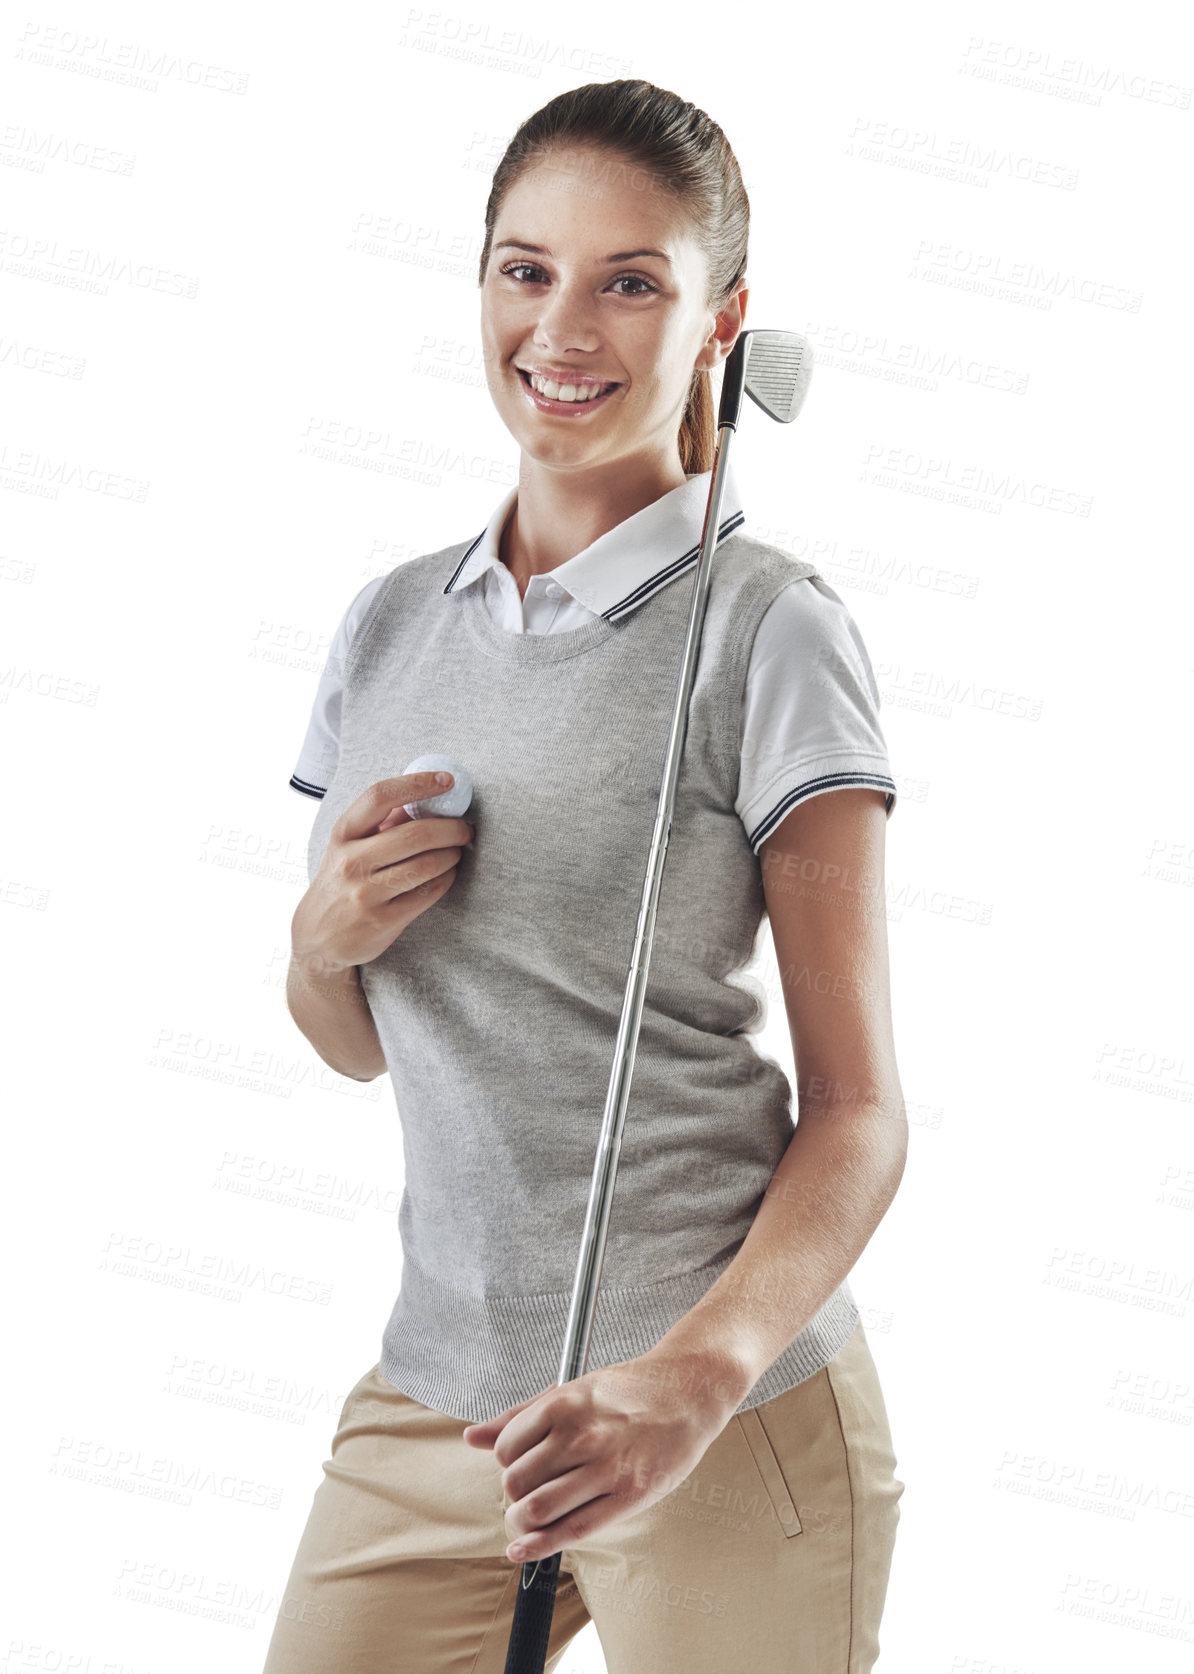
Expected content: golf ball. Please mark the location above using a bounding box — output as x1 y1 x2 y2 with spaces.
402 754 473 820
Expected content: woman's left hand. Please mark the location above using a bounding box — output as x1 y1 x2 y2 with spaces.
462 1350 742 1564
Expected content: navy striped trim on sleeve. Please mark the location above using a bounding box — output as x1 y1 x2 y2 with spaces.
290 773 327 800
749 770 896 851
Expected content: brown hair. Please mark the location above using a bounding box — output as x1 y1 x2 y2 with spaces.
477 79 750 475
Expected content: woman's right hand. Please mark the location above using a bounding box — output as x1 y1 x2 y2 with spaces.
291 771 475 977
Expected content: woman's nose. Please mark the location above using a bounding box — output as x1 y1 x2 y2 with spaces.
531 282 601 338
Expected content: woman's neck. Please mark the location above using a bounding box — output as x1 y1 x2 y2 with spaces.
500 460 692 600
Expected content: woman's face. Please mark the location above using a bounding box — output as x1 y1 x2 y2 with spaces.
480 146 742 477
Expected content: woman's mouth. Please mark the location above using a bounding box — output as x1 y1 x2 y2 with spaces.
516 367 622 417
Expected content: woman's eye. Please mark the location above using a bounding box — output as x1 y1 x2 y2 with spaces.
501 261 545 283
498 262 656 296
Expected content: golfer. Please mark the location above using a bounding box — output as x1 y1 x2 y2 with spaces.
266 77 906 1674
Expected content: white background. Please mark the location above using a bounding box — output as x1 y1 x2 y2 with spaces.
3 2 1192 1670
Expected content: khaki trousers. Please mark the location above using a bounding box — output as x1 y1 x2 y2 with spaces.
261 1320 903 1672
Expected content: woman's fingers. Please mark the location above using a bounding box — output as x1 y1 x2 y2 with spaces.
505 1468 619 1559
498 1423 597 1507
462 1391 542 1449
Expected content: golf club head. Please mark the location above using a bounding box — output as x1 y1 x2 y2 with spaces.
744 330 813 423
717 329 814 430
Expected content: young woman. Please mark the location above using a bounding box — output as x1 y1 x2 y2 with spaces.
269 79 906 1674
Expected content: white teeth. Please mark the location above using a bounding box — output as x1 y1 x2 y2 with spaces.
526 372 610 402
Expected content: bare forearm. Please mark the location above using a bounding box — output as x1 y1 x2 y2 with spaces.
645 1096 907 1408
286 954 387 1082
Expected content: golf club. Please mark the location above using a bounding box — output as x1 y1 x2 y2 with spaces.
502 328 815 1674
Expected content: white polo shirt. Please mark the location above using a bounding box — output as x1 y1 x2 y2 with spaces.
290 465 896 853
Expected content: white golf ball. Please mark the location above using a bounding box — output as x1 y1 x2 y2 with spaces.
402 754 473 819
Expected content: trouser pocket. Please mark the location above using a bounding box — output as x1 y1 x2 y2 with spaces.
736 1405 804 1537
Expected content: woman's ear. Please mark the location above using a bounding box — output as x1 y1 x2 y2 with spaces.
698 284 748 373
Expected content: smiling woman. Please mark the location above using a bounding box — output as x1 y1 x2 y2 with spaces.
473 111 755 603
271 76 904 1674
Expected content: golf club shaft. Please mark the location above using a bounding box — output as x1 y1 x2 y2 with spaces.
553 421 737 1393
502 335 754 1672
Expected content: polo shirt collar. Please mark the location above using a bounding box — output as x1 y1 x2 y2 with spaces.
443 462 745 625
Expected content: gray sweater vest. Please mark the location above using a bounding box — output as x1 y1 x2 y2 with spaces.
304 530 860 1422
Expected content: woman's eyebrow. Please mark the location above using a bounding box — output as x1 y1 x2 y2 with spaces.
494 239 673 265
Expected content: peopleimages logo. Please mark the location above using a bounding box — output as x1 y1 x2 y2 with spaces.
958 36 1192 110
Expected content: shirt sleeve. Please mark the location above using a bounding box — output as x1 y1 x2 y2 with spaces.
736 574 896 855
289 575 387 800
